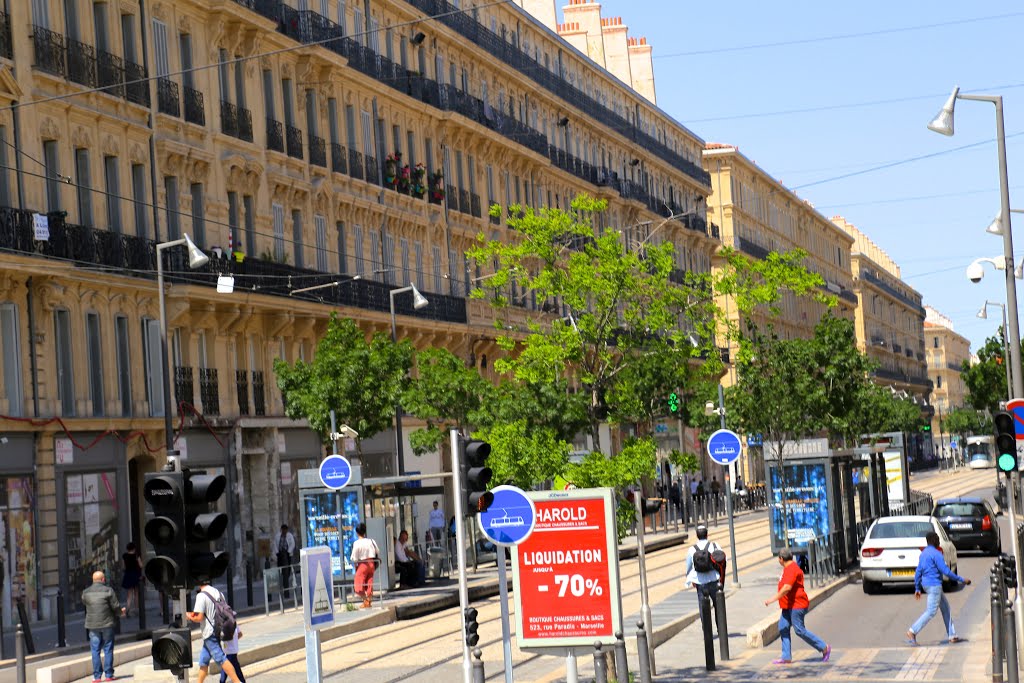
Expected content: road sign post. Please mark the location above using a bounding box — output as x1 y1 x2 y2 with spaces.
300 546 335 683
707 418 742 588
318 454 353 490
1005 398 1024 643
479 486 537 683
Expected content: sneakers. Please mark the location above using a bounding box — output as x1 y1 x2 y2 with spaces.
905 629 919 647
772 659 792 665
822 644 832 662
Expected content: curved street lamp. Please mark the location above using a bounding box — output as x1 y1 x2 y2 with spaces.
978 301 1014 398
389 283 429 476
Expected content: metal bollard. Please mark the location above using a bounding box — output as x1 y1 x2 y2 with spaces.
57 588 66 647
700 595 716 671
635 620 653 683
472 648 485 683
1007 600 1020 683
994 579 1006 683
613 630 629 683
246 561 254 607
15 622 26 683
714 590 730 661
593 642 608 683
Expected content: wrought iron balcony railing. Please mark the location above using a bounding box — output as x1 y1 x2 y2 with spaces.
157 77 180 117
67 38 97 88
285 124 303 159
330 143 348 174
221 101 254 141
32 26 66 77
199 367 220 416
124 61 149 106
266 117 284 152
0 11 11 60
348 149 364 180
183 85 205 126
97 49 125 98
309 135 327 167
235 369 250 416
365 156 379 185
174 366 194 411
252 370 266 416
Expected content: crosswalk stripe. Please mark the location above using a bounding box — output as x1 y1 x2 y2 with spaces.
820 647 879 680
894 646 946 681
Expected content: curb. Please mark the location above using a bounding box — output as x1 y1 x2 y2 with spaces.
744 573 857 649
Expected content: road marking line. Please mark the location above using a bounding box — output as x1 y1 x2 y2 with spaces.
894 645 946 681
819 646 879 680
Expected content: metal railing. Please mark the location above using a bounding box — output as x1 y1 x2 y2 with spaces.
96 50 125 98
0 11 11 60
199 367 220 416
285 124 303 159
236 369 250 416
266 117 284 152
348 149 364 180
157 77 180 117
252 370 266 416
183 85 205 126
67 38 97 88
124 61 149 106
32 26 66 77
309 135 327 167
330 143 348 174
174 366 194 410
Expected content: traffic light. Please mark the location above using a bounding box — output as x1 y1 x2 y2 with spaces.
463 439 493 515
143 472 188 592
995 411 1018 473
184 471 230 583
464 607 480 646
1001 553 1018 589
640 497 664 516
667 392 681 415
151 627 192 673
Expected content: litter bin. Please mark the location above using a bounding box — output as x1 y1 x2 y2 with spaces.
426 547 447 580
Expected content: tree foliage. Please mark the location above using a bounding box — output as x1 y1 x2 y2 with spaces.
962 329 1010 415
402 347 488 456
943 407 991 442
273 314 413 454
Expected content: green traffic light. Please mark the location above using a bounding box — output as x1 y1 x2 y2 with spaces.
999 453 1017 472
668 392 680 413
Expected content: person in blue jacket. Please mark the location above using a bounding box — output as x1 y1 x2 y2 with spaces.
906 531 970 645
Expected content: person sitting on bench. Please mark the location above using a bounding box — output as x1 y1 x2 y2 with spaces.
395 529 425 587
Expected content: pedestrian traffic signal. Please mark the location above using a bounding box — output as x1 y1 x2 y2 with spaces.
994 411 1018 473
462 439 494 515
1001 553 1018 589
184 471 230 583
143 472 188 592
668 392 681 415
464 607 480 646
151 626 192 673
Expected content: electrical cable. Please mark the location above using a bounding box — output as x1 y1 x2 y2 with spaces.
814 184 1024 210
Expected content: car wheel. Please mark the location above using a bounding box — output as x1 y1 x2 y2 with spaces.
863 579 879 594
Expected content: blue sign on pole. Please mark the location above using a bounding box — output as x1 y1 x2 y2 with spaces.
300 546 335 630
477 485 537 546
318 454 352 490
707 429 742 466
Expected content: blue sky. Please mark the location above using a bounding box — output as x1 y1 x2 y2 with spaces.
585 1 1024 353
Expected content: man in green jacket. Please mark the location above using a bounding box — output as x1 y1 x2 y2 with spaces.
82 570 125 682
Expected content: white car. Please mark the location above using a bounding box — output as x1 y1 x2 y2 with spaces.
859 515 958 594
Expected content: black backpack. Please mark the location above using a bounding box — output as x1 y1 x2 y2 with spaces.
692 542 715 573
202 588 237 642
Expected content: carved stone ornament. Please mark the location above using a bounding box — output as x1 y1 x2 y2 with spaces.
281 62 292 80
71 126 91 149
40 118 60 141
129 142 146 164
177 14 190 35
102 134 119 157
151 2 168 22
188 158 210 183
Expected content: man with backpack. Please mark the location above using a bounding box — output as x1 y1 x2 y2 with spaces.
187 578 243 683
685 525 725 631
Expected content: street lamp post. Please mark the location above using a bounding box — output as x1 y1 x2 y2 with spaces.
389 283 428 477
978 301 1014 400
156 234 209 452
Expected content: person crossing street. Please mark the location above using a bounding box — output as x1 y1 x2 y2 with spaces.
906 531 969 645
764 548 831 665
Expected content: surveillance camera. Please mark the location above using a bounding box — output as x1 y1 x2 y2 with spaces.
704 401 716 416
966 261 985 283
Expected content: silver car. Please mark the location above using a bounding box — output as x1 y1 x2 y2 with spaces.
859 515 958 594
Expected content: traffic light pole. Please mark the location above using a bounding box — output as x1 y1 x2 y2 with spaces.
1009 471 1024 644
173 457 191 683
718 384 740 587
451 429 473 683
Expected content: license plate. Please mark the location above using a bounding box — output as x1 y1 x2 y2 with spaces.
950 523 972 530
889 569 915 577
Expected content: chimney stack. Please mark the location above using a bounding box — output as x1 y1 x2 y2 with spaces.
599 16 632 87
517 0 558 31
627 36 655 104
561 0 606 66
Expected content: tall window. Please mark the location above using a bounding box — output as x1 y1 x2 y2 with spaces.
131 163 147 238
179 33 194 91
218 48 231 104
353 225 364 275
400 237 410 285
432 245 442 293
31 0 50 28
360 110 373 160
75 148 93 225
262 69 276 120
164 176 180 240
272 203 285 261
120 13 137 63
104 156 121 232
141 318 164 417
43 140 61 212
190 183 205 246
86 313 104 416
115 315 131 417
315 215 328 272
370 230 381 274
0 127 11 207
54 309 75 416
243 195 256 255
292 209 304 268
227 191 239 251
152 19 170 77
0 304 23 416
336 221 347 273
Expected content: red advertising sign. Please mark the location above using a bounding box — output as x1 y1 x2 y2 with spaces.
512 488 623 649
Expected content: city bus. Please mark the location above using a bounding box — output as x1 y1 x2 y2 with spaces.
966 435 996 469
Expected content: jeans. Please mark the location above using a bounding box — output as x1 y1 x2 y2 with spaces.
778 608 826 661
219 653 246 683
910 584 956 638
696 581 720 632
88 627 115 680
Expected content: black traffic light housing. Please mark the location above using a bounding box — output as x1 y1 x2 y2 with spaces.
464 607 480 646
184 471 230 583
463 439 493 515
640 497 664 516
1001 553 1018 589
143 472 188 592
995 411 1018 474
151 627 192 673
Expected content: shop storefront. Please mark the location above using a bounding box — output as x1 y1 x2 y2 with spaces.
279 429 324 534
0 434 37 626
54 434 130 614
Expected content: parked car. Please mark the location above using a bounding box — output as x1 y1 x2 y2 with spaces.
932 497 1001 555
859 515 958 594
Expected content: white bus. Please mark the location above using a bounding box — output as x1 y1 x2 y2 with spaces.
966 435 995 469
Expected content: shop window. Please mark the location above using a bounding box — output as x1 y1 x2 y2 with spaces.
64 470 122 611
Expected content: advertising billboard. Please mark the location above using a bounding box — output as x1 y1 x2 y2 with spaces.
768 461 831 552
303 489 361 579
512 488 623 649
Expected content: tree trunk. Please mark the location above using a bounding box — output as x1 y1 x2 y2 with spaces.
774 442 791 549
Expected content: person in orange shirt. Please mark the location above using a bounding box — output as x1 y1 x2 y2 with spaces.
764 547 831 665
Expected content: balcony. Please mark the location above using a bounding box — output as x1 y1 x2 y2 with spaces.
839 289 858 305
330 143 348 174
348 149 364 180
905 348 915 358
861 269 926 316
232 0 281 22
124 61 149 106
183 85 205 126
67 38 97 88
236 369 250 416
97 50 125 98
157 77 180 117
309 135 327 167
946 361 963 371
32 26 66 77
266 117 284 153
0 11 11 60
470 193 482 218
285 124 303 159
893 343 902 354
174 366 194 412
365 156 379 185
737 236 771 261
252 370 266 416
458 189 471 215
221 101 254 141
446 185 458 212
199 367 220 416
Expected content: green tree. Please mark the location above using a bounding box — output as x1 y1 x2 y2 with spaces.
481 420 572 489
273 314 413 456
402 347 488 455
944 407 992 442
962 330 1010 415
808 315 880 447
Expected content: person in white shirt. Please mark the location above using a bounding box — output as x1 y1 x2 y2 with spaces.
351 523 380 608
685 525 723 632
186 580 242 683
277 525 297 590
395 529 425 587
218 626 245 683
428 501 446 544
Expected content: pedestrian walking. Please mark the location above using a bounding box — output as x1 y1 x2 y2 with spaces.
276 524 296 592
685 525 722 631
764 548 831 665
219 626 246 683
187 578 243 683
906 531 969 645
82 570 125 682
351 522 381 608
121 542 142 617
428 500 446 545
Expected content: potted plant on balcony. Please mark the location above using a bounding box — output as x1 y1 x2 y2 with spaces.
411 163 427 199
429 169 445 204
384 151 401 189
398 163 411 194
